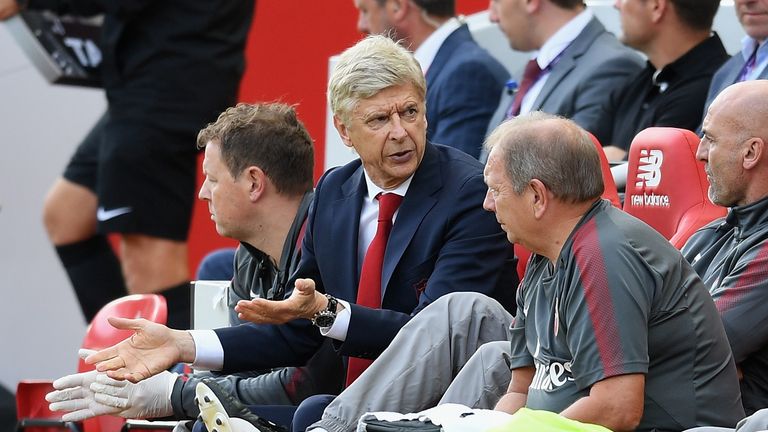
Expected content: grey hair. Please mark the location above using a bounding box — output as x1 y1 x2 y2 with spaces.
485 112 604 203
328 35 426 125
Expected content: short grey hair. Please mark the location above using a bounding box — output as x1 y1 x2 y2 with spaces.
485 112 604 203
328 35 426 125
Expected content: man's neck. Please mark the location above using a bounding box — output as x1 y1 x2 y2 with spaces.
244 194 304 267
534 6 583 49
533 199 597 264
743 176 768 207
645 29 710 70
404 14 450 50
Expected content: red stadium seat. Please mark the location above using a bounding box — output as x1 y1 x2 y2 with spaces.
622 127 726 248
514 133 619 280
591 133 621 208
16 294 167 432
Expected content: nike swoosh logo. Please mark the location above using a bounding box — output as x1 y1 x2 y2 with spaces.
97 206 132 221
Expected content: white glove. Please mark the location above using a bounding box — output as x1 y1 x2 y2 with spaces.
90 369 177 419
46 349 122 421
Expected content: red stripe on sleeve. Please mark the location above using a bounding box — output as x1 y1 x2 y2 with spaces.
715 241 768 314
573 219 625 376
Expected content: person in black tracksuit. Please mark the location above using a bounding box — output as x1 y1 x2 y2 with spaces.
1 0 255 329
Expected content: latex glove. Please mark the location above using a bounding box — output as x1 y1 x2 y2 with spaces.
91 370 177 419
46 349 121 421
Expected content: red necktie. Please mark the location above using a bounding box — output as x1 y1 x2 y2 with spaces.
346 192 403 386
506 59 543 119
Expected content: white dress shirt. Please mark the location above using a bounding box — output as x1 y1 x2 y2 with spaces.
740 36 768 81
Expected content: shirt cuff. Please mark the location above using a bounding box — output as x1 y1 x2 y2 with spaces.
188 329 224 371
320 298 351 341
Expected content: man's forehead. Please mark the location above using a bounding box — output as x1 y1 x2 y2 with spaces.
358 97 417 113
704 100 738 134
483 151 503 182
355 89 421 114
202 141 222 162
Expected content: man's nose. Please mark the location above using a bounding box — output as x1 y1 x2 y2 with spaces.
389 114 407 140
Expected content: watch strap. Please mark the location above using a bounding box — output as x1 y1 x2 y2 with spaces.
311 294 338 327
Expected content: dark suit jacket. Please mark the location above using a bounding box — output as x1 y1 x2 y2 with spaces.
703 49 768 116
215 143 517 373
426 25 509 159
486 17 643 148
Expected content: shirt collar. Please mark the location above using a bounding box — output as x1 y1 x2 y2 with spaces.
740 36 767 61
413 16 464 73
653 34 723 92
363 169 414 204
727 194 768 239
533 9 593 70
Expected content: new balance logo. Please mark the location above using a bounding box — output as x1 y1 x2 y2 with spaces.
635 149 664 188
96 206 132 222
631 149 670 208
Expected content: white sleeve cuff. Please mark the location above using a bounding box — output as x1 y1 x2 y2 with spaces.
188 330 224 371
320 298 351 341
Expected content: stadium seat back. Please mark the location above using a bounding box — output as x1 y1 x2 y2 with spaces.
16 294 167 432
622 127 726 248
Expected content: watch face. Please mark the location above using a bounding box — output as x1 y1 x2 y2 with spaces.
314 312 335 327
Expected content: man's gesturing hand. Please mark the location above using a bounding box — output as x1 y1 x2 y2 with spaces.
235 278 327 324
85 317 196 383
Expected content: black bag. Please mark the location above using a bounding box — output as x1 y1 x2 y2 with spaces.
361 419 442 432
6 10 102 87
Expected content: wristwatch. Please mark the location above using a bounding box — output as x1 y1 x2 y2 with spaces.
311 294 338 328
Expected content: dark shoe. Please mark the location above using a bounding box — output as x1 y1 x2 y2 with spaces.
195 379 288 432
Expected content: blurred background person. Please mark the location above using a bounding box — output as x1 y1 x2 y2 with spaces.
0 0 255 329
601 0 727 161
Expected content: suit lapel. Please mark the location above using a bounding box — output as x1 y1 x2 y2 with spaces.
425 25 470 83
487 90 513 137
757 63 768 80
380 144 441 297
533 18 603 110
334 166 367 301
723 56 747 87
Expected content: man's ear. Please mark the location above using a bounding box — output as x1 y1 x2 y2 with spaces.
244 166 267 202
526 0 541 14
333 115 355 149
650 0 666 24
529 179 549 219
743 137 764 170
390 0 407 19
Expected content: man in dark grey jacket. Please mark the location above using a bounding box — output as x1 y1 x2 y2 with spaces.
683 80 768 416
484 0 642 150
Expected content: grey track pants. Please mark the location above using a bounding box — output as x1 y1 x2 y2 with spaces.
310 292 515 432
685 409 768 432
